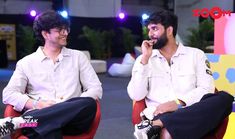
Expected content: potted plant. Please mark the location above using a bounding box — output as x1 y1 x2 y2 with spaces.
186 19 214 52
79 26 114 59
17 24 36 59
119 27 138 54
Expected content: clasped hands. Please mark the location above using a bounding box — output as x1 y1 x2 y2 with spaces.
154 100 180 116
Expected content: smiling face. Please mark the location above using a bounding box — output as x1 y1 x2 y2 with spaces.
33 10 70 46
147 23 168 49
43 27 70 48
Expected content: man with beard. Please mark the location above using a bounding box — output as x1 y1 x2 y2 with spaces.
0 10 102 138
127 10 233 139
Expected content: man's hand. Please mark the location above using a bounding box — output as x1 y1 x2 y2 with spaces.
154 101 178 116
36 100 56 109
25 99 56 110
141 40 155 65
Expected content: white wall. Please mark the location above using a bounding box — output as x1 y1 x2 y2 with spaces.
0 0 52 15
175 0 233 44
122 5 163 16
67 0 121 17
121 0 164 16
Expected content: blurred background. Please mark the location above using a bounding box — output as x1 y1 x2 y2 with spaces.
0 0 235 139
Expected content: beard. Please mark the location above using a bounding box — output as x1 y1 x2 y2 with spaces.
152 32 168 49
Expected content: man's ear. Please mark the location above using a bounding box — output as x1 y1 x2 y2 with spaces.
167 26 173 37
41 31 48 39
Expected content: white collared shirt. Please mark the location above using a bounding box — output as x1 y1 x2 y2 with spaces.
3 47 102 111
127 43 215 107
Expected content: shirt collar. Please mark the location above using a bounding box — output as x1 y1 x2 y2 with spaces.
36 46 71 62
151 42 187 58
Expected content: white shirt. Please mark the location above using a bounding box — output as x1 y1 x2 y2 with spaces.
127 43 215 108
3 47 102 111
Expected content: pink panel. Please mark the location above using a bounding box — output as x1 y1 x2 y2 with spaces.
214 16 227 54
215 13 235 54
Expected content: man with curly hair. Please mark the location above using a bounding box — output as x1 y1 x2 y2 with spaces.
0 10 102 138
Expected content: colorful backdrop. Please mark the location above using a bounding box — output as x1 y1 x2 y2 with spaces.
214 13 235 139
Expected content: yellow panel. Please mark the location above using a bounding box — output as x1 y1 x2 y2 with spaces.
0 24 16 60
206 54 235 95
223 112 235 139
206 54 235 139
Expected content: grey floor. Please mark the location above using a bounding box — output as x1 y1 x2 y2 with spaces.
0 61 134 139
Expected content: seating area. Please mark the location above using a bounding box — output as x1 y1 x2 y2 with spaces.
108 53 135 77
0 63 134 139
82 51 107 73
1 1 235 139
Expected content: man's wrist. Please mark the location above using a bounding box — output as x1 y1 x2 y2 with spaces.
175 99 183 109
32 100 39 109
141 57 149 65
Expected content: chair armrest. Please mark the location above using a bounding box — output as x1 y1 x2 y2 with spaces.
77 100 101 138
132 99 146 125
4 104 22 117
203 117 229 139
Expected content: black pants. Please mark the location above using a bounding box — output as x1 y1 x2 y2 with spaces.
154 91 234 139
22 97 97 139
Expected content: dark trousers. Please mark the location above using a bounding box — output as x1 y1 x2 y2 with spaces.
154 91 234 139
22 97 97 139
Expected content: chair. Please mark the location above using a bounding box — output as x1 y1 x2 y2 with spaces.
132 96 229 139
4 101 101 139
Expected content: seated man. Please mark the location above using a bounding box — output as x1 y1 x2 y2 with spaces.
0 10 102 138
127 10 233 139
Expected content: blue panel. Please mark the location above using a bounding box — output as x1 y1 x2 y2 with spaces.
212 72 220 80
226 68 235 83
207 54 220 63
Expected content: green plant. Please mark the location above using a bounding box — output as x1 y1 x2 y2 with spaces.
17 24 36 59
186 19 214 52
119 27 138 53
79 26 114 59
103 30 115 58
142 26 149 40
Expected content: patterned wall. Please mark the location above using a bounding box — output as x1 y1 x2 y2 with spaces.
206 54 235 139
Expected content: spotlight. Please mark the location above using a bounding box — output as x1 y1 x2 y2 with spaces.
30 10 37 17
59 10 68 18
118 12 126 20
142 13 149 21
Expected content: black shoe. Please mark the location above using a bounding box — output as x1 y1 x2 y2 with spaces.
0 117 15 138
147 125 161 139
134 119 152 139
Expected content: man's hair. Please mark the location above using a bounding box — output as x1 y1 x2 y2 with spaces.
33 10 70 44
145 10 178 37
